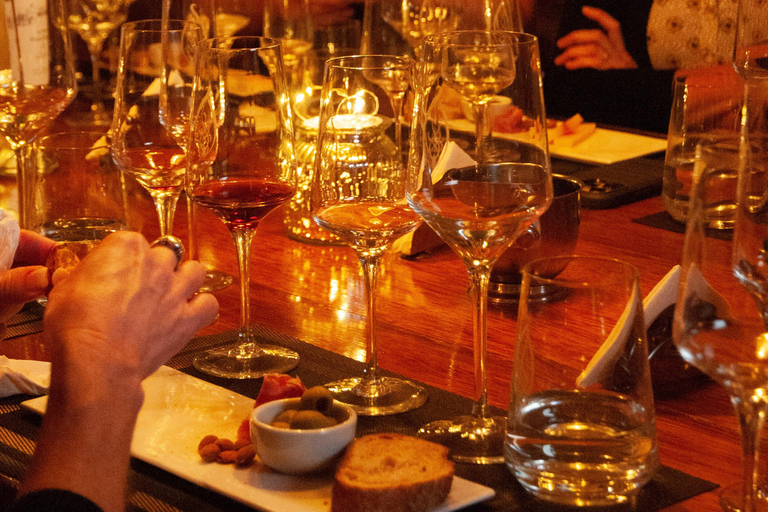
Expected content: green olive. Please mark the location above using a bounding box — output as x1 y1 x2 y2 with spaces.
299 386 334 414
289 410 338 430
271 409 297 426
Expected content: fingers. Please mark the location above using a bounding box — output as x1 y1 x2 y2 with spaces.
581 6 621 34
13 231 56 267
0 266 49 322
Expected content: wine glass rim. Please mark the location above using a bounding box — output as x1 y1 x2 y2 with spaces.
121 19 201 33
198 36 283 52
324 54 412 70
521 255 640 287
423 30 537 48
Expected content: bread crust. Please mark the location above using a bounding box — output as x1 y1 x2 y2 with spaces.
331 433 454 512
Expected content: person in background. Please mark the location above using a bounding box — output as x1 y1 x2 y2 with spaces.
539 0 747 133
5 230 218 512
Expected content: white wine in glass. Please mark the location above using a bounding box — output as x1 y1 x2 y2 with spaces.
0 0 78 228
312 55 427 415
186 36 299 379
408 31 552 463
111 19 202 238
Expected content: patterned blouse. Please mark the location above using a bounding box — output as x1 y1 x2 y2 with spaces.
647 0 739 69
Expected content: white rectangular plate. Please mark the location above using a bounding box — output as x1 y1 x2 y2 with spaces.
22 366 495 512
447 118 668 165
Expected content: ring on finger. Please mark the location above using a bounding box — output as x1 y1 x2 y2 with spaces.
150 235 185 270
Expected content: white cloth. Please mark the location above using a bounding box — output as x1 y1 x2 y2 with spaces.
0 355 50 397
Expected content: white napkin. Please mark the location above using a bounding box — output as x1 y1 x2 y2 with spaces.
0 208 20 272
576 266 681 388
0 356 50 397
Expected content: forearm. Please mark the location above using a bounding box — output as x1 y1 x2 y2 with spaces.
19 335 145 512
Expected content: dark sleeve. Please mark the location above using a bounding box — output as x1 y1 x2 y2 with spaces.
9 489 104 512
543 66 677 134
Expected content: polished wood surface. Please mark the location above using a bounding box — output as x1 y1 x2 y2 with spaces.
0 147 741 511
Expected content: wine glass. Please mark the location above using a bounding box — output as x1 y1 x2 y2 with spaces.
186 36 300 379
407 31 552 462
379 0 463 57
312 54 427 415
674 78 768 512
733 0 768 79
0 0 78 229
66 0 130 127
262 0 314 96
111 19 202 238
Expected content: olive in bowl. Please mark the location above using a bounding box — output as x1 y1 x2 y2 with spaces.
249 396 357 475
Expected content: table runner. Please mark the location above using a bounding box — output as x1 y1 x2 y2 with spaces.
0 312 718 512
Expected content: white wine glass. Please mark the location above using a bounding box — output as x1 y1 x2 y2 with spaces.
312 54 427 415
186 36 299 379
407 30 552 462
379 0 463 57
66 0 130 127
111 19 202 238
0 0 78 228
674 79 768 512
262 0 314 96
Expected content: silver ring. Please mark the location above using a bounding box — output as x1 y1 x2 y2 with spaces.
150 235 184 269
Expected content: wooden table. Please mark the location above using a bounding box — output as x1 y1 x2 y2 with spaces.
0 151 740 511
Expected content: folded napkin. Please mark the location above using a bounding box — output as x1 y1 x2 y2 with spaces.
0 355 50 398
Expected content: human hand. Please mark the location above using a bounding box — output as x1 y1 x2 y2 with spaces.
0 230 55 323
44 231 219 380
554 6 637 70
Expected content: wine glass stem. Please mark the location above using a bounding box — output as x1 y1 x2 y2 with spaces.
390 93 405 158
150 190 180 237
231 226 259 352
472 102 488 163
468 264 492 419
358 252 384 385
87 41 102 92
14 145 30 229
732 394 768 512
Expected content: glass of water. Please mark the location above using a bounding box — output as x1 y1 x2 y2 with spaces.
507 255 659 507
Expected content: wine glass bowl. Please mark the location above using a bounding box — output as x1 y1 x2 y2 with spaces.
380 0 463 57
186 36 299 379
111 18 202 238
312 54 427 415
674 77 768 512
407 30 552 463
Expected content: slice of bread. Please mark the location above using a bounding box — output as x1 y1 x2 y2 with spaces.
331 433 454 512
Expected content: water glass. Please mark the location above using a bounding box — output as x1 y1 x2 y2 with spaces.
662 69 743 225
507 255 659 506
26 131 129 244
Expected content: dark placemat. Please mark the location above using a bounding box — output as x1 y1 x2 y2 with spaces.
0 321 718 512
632 211 733 241
3 302 45 340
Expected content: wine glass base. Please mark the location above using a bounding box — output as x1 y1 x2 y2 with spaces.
193 344 299 379
720 482 768 511
417 415 507 464
198 269 234 293
324 376 427 416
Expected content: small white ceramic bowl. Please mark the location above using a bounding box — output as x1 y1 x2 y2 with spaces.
249 397 357 475
462 94 513 123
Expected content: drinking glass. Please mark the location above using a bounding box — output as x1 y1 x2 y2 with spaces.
0 0 78 228
733 0 768 80
675 78 768 512
262 0 313 96
508 255 659 506
407 31 552 463
312 54 427 415
186 36 299 379
66 0 130 127
379 0 463 57
111 19 202 238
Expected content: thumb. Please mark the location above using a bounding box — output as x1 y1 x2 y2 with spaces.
0 266 50 322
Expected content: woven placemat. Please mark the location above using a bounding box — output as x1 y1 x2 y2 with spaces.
0 319 718 512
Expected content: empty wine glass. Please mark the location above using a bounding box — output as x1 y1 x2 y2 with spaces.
263 0 314 96
674 77 768 512
379 0 463 57
66 0 130 127
733 0 768 79
0 0 78 228
186 36 299 379
312 55 427 415
407 31 552 462
111 19 203 238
